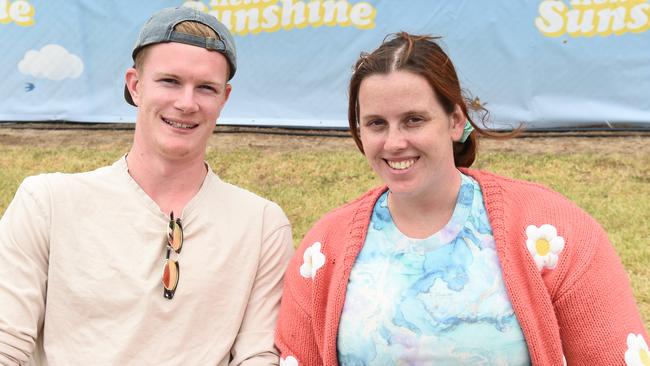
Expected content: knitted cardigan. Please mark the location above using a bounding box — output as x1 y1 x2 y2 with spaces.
275 169 648 366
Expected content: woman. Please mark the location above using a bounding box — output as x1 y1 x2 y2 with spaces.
275 33 648 365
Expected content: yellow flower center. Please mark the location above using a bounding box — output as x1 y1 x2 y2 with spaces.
640 348 650 366
536 239 551 256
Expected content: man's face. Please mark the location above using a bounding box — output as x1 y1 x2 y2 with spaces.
125 42 231 162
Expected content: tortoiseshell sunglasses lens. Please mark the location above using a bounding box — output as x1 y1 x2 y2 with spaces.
162 259 179 299
167 215 183 253
162 212 183 299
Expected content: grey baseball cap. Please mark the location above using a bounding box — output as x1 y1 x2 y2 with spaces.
124 6 237 106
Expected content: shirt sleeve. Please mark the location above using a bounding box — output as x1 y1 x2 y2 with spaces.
230 202 294 366
553 223 649 365
0 177 50 365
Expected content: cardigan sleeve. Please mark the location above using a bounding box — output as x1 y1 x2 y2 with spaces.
0 177 51 365
552 222 649 366
275 281 323 366
275 222 331 366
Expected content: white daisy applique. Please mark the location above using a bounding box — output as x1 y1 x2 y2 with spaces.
625 333 650 366
280 356 299 366
525 224 565 271
300 241 325 279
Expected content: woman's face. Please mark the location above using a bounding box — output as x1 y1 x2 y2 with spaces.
358 70 464 200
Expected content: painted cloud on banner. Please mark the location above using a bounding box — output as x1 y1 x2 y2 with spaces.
18 44 84 80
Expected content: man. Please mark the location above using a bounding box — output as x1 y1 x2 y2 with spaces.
0 7 293 365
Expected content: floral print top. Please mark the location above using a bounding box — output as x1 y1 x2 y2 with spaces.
337 173 531 365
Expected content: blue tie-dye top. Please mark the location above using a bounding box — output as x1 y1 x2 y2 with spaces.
337 173 531 365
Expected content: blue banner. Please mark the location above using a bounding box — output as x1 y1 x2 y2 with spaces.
1 0 649 129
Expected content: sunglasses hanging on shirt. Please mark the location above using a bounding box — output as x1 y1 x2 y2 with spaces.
162 211 183 299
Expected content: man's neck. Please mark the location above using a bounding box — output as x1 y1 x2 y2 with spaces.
125 147 208 216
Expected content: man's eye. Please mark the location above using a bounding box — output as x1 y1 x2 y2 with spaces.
160 78 178 84
199 85 217 92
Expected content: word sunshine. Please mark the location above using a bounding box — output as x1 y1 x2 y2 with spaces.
183 0 376 35
535 0 650 37
0 0 34 26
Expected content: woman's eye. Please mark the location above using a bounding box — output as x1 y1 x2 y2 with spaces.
366 119 385 127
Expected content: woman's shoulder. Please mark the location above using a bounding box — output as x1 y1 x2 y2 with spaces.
282 186 386 306
463 168 595 220
464 168 610 291
312 185 385 231
294 185 385 256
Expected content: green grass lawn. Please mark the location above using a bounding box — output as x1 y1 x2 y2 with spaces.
1 133 648 328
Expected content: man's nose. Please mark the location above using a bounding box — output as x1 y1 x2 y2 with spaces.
174 86 199 113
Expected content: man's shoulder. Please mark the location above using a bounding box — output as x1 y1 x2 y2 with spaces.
21 162 120 194
212 177 274 206
208 174 288 221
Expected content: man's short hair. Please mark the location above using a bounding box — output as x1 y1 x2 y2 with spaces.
124 7 237 106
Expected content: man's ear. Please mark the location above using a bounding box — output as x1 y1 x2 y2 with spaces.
224 83 232 102
125 68 140 106
450 104 466 141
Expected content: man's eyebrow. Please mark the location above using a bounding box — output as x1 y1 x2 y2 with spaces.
154 72 225 88
198 80 225 89
154 72 178 79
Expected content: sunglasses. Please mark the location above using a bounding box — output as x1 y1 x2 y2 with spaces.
162 211 183 299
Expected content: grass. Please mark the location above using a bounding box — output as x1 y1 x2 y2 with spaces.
1 134 648 328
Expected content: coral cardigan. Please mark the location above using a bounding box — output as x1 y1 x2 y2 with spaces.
276 169 648 366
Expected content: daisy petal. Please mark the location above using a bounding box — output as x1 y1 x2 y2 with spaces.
280 356 299 366
526 239 537 254
550 237 565 253
299 263 312 278
540 224 558 238
526 225 539 238
638 334 649 350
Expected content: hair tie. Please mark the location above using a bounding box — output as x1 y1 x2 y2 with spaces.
459 120 474 143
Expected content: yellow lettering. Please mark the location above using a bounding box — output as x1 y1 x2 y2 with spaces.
307 0 324 26
537 0 650 37
535 0 567 36
281 0 307 29
596 6 627 34
349 2 375 29
0 0 34 26
186 0 376 35
627 3 650 31
261 4 281 31
322 0 349 26
234 7 260 35
566 8 596 35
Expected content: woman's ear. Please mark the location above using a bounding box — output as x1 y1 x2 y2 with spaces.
450 104 466 141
